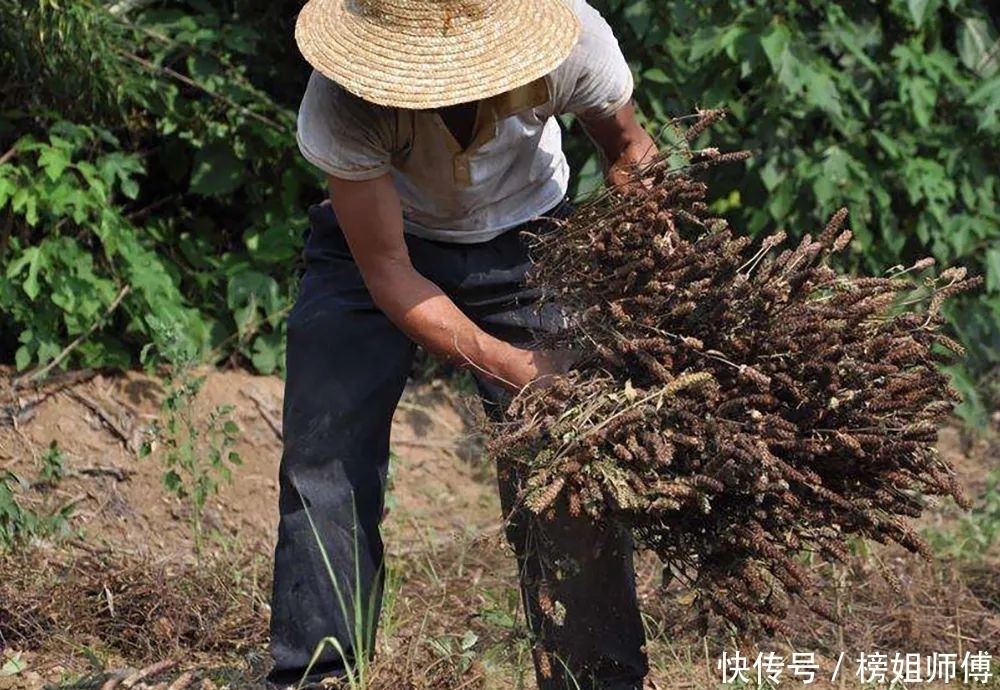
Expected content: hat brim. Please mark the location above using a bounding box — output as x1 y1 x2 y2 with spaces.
295 0 582 109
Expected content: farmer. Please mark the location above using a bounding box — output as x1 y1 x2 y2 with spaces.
268 0 658 688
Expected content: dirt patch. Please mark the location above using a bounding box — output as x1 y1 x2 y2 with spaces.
1 369 284 556
0 369 497 561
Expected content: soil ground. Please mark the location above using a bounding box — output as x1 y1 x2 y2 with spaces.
1 368 998 690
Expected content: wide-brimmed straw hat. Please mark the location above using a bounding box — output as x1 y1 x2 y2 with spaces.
295 0 582 109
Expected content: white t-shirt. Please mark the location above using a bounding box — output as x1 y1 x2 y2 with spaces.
296 0 633 244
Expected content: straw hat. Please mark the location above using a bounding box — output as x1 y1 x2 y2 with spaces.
295 0 582 109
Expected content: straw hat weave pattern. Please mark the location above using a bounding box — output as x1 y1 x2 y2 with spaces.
295 0 582 109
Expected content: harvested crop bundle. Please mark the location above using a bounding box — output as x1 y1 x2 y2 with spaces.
490 110 982 634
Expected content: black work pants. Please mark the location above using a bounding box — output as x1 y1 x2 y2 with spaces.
268 203 647 690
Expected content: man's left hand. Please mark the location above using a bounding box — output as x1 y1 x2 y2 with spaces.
579 101 659 192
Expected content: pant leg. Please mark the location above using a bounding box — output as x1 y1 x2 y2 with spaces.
423 217 648 690
495 466 647 690
268 204 416 685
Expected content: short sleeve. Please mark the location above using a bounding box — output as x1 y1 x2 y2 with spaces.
296 71 393 181
549 0 634 120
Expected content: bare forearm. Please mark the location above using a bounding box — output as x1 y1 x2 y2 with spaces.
366 265 531 389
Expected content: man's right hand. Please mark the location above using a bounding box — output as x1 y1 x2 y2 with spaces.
499 347 577 393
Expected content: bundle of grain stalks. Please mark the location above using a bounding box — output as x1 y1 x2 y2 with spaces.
490 110 981 634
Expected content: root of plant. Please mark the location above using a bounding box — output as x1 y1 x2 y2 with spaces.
490 110 982 635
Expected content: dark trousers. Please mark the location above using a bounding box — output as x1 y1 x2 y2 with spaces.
268 203 647 690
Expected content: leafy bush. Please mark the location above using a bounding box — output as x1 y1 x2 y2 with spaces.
1 122 206 369
0 0 317 375
567 0 1000 424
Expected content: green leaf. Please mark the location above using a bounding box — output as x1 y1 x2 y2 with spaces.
759 23 790 73
120 177 139 200
1 652 26 676
871 130 904 160
460 629 479 651
7 246 42 299
832 23 883 76
958 15 999 76
907 0 940 28
944 363 989 429
10 187 29 214
642 68 670 84
186 54 221 92
38 146 71 181
480 607 516 629
968 76 1000 132
244 222 299 263
0 176 14 209
14 346 31 371
623 0 652 36
227 270 280 314
986 248 1000 293
250 332 282 374
758 159 784 192
688 27 727 62
772 46 809 95
572 154 602 200
163 470 183 493
804 70 843 120
906 77 936 128
768 181 797 220
189 143 243 197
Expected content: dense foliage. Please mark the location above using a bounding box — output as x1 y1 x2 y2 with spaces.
1 0 998 420
0 0 310 374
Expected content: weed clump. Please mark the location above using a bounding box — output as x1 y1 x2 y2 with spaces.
491 110 981 635
0 549 268 660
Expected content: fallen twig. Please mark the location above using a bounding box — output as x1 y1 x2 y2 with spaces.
394 438 461 450
0 401 40 428
8 367 97 393
74 466 133 482
240 388 282 441
0 146 16 167
68 389 133 447
2 369 100 427
166 672 196 690
68 538 113 555
101 671 129 690
122 659 177 688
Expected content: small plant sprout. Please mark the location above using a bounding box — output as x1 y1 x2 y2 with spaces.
0 440 74 552
140 317 243 553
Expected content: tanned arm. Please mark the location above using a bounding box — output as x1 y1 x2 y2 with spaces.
326 173 563 392
579 101 659 187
